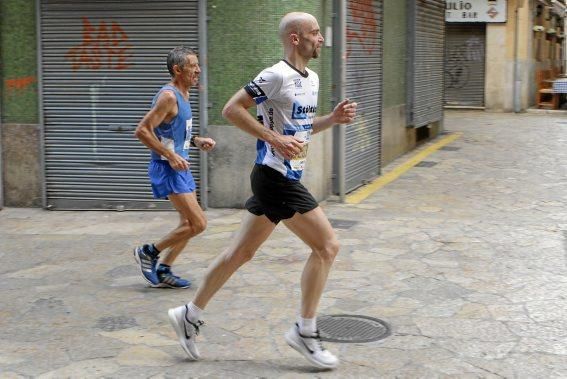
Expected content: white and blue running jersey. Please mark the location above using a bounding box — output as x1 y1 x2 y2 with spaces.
244 60 319 181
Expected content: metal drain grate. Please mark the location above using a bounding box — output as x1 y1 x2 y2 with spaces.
415 161 438 167
329 219 359 230
440 146 461 151
317 315 390 343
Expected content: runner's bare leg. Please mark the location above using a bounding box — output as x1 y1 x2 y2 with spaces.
193 212 277 309
283 207 339 318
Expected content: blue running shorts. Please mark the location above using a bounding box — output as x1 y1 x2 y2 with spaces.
148 160 196 199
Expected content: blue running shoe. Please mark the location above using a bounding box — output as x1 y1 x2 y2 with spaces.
133 245 159 285
156 266 191 288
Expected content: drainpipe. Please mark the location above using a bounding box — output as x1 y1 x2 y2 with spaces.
513 0 524 112
0 30 3 208
0 69 3 209
198 0 209 209
36 0 47 208
332 0 346 201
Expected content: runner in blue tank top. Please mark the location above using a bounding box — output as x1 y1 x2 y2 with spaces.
133 46 216 288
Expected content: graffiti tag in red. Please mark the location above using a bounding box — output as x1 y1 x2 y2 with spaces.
66 17 132 71
5 76 37 93
347 0 378 57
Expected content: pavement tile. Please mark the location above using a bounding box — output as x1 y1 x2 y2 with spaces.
2 111 567 376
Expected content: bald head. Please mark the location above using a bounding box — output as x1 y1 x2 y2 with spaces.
279 12 323 61
279 12 317 42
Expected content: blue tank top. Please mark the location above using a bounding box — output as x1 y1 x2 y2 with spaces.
150 85 193 161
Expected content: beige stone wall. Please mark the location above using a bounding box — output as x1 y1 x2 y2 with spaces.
486 23 512 111
381 105 413 166
1 124 42 207
207 125 332 207
485 0 540 111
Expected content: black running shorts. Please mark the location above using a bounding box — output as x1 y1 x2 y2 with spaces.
245 164 319 224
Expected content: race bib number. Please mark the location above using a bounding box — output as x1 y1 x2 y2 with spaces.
183 119 193 150
160 137 175 160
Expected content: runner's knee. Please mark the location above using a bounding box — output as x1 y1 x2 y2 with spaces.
193 216 207 235
315 239 340 264
226 246 256 265
180 216 207 238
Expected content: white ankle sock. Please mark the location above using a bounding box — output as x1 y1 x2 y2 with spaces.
185 302 203 323
298 316 317 336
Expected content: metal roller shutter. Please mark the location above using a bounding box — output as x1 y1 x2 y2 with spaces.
444 24 486 107
344 0 383 192
407 0 445 127
38 0 202 210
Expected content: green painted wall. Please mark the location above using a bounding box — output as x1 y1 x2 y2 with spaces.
1 0 38 124
382 0 407 108
207 0 332 125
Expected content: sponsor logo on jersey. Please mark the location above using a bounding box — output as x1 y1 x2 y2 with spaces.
292 102 317 120
268 108 276 156
246 81 266 98
268 108 275 131
245 81 268 104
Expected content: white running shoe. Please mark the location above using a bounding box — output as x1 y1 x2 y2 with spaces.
285 323 339 369
168 305 204 360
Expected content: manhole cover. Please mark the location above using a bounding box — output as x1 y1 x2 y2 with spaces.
329 219 359 230
415 161 438 167
440 146 461 151
317 315 390 343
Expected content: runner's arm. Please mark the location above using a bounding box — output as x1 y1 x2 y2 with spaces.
135 91 189 171
222 89 303 159
312 99 357 135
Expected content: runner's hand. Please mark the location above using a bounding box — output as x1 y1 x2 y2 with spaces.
271 134 304 160
195 137 216 152
332 99 357 124
168 153 190 171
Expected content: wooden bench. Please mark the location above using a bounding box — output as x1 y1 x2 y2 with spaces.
536 69 560 109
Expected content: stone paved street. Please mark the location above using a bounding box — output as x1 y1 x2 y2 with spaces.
1 111 566 378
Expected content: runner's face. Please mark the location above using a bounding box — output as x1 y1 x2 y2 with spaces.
298 20 324 59
179 54 200 87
